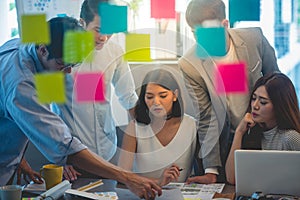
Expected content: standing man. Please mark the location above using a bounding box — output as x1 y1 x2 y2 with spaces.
53 0 138 179
0 16 161 199
179 0 279 183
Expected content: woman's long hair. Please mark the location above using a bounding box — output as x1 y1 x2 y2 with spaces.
249 72 300 132
243 72 300 149
135 69 184 125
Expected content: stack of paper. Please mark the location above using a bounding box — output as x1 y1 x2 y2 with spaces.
163 182 225 200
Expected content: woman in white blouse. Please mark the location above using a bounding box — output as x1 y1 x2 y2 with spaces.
118 68 197 186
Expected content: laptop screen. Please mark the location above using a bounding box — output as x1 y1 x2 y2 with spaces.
235 150 300 196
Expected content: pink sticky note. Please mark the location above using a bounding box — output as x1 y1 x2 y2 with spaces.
74 72 105 102
215 62 248 94
151 0 176 19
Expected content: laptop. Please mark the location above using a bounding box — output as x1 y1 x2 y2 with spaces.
235 150 300 197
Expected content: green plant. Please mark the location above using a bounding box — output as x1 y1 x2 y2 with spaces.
122 0 143 29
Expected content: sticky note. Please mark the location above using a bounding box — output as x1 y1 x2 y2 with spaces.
21 14 49 44
99 3 127 34
124 34 152 62
74 72 105 102
229 0 260 25
214 62 248 94
57 13 67 17
195 27 226 58
63 31 94 64
151 0 176 19
34 72 66 104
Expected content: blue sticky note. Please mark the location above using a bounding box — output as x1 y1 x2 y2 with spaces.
99 3 127 34
229 0 260 26
57 13 67 17
195 26 226 58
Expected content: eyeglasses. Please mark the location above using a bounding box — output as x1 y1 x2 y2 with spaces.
60 63 80 71
55 59 80 71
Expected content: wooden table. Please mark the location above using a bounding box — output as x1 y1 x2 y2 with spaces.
23 178 236 199
70 178 236 199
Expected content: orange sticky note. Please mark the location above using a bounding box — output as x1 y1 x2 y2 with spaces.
124 34 152 62
34 72 66 104
74 72 105 102
21 14 49 44
214 62 249 94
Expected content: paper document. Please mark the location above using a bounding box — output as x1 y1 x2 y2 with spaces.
115 188 184 200
163 182 225 200
23 180 46 192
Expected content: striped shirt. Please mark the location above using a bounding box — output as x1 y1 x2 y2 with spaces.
262 127 300 151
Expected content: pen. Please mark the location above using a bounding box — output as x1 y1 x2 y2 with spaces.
247 128 251 135
179 168 184 171
77 179 103 192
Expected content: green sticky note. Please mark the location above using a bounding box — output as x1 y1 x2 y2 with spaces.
34 72 66 104
124 34 152 62
99 3 127 34
63 31 94 64
21 14 49 44
229 0 260 26
195 26 226 58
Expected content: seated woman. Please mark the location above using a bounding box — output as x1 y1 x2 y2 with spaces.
225 72 300 184
118 68 197 186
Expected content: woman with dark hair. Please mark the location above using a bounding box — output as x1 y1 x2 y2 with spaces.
118 68 197 186
225 72 300 184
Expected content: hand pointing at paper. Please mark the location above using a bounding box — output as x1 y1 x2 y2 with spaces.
17 158 43 185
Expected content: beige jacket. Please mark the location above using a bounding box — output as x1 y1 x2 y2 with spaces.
179 27 279 172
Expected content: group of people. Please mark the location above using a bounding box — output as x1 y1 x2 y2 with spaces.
1 0 300 199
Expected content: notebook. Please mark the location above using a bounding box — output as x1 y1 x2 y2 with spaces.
235 150 300 196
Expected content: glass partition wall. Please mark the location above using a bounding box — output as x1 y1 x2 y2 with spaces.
1 0 300 102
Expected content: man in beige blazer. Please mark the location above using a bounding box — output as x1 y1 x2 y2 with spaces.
179 0 279 183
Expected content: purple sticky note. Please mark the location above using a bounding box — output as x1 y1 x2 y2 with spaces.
215 62 248 94
74 72 105 102
151 0 176 19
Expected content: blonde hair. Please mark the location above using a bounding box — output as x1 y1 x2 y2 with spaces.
185 0 226 29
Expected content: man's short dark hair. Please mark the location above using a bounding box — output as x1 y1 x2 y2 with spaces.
80 0 109 25
186 0 226 29
46 16 83 59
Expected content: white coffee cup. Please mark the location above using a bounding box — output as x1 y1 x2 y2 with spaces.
0 185 22 200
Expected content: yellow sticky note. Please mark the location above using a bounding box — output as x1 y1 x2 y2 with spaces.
124 34 152 62
21 14 49 44
63 31 94 64
34 72 66 104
